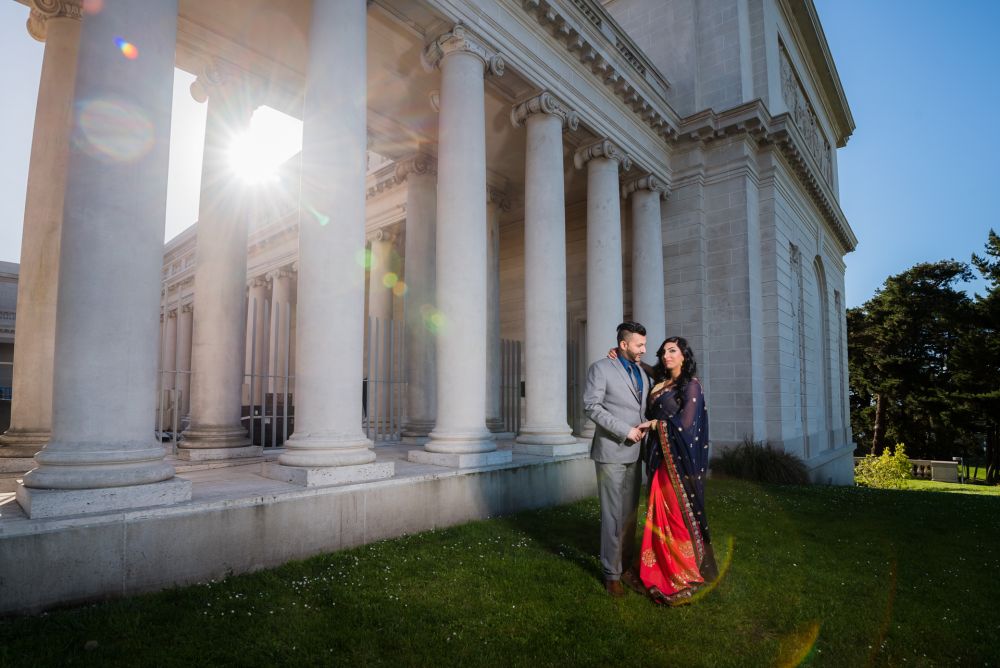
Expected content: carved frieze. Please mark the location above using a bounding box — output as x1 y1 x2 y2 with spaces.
779 45 833 184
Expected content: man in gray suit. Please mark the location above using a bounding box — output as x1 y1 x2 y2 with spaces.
583 321 650 597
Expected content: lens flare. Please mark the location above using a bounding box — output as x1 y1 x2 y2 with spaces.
355 248 373 269
776 622 822 668
114 37 138 60
75 98 154 163
382 272 399 289
392 281 408 297
82 0 104 14
304 204 330 227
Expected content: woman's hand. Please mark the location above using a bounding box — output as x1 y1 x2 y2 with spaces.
607 348 618 360
638 420 657 431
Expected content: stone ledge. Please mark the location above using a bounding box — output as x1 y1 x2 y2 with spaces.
15 478 193 519
513 441 590 457
407 449 513 469
176 445 263 461
261 461 395 488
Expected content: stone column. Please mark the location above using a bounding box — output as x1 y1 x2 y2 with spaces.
17 0 190 518
398 154 437 443
268 267 296 396
575 139 632 366
180 60 260 459
367 229 396 325
160 307 178 432
407 26 511 468
485 185 509 437
624 174 667 364
245 276 271 407
511 93 586 455
0 1 81 462
264 0 392 486
176 302 193 424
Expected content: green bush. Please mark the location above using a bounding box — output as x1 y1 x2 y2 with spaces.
711 437 810 485
854 443 912 489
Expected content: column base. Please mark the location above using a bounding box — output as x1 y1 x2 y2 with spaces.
0 429 50 458
515 426 579 446
180 424 251 450
513 440 590 457
407 448 512 469
176 445 262 461
261 461 394 488
576 423 596 439
486 417 506 433
16 477 192 519
0 457 36 473
400 434 431 445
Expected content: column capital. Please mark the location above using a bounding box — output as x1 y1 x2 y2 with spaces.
247 276 270 290
266 267 296 282
181 303 194 314
368 226 402 246
573 139 632 171
621 173 668 200
26 0 81 42
167 307 178 319
189 58 261 107
422 24 505 77
510 92 579 131
486 185 511 212
394 154 437 183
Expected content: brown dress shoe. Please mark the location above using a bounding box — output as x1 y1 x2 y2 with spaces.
604 579 625 598
621 570 646 595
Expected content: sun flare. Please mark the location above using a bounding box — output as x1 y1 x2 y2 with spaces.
228 106 302 184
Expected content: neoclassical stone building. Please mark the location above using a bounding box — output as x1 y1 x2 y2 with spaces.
0 0 856 613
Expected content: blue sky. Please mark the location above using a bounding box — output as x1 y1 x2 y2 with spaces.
1 1 997 307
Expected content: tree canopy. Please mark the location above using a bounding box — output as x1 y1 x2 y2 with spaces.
848 231 1000 483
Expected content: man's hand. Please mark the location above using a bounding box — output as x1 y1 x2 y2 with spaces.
626 426 645 443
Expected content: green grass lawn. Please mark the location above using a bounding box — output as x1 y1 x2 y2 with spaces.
1 478 998 667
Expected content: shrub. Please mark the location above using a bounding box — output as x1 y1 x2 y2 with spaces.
854 443 912 489
711 437 810 485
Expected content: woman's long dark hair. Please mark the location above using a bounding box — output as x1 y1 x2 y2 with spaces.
651 336 697 409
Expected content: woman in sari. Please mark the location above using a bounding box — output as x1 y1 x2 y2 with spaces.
637 337 718 605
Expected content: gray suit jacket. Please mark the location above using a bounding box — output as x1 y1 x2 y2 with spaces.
583 357 650 464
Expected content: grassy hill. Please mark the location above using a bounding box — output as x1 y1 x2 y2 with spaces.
2 478 997 667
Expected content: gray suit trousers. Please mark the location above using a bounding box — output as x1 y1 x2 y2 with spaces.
595 459 642 580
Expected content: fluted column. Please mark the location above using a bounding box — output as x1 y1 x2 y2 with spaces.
245 276 271 407
176 302 193 424
367 229 397 324
160 308 178 431
398 154 438 443
511 93 587 455
17 0 190 518
180 60 260 460
0 1 81 460
575 139 632 366
409 25 512 468
624 174 667 363
264 0 392 486
268 267 296 396
485 185 509 437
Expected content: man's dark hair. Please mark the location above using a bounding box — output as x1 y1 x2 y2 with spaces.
616 321 646 344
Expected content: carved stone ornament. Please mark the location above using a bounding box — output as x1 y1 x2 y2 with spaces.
26 0 81 41
779 46 833 184
510 92 580 131
189 58 260 107
181 303 194 314
573 139 632 171
394 154 438 183
621 173 667 200
422 24 506 77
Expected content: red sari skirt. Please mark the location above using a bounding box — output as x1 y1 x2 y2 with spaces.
639 429 705 596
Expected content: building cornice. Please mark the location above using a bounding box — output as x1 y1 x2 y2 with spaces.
779 0 854 147
673 100 857 254
518 0 679 141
